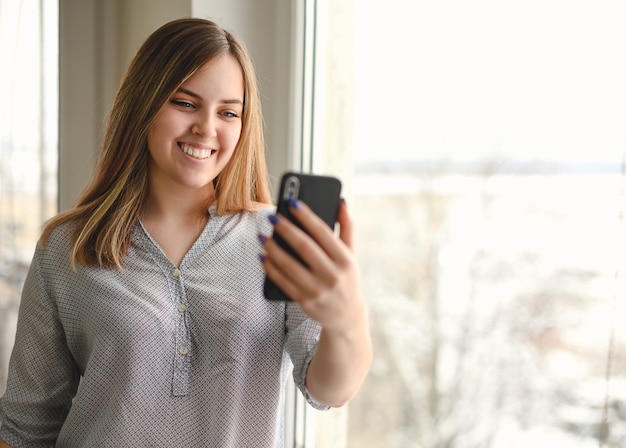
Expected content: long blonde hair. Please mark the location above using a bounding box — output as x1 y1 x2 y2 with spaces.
42 18 271 268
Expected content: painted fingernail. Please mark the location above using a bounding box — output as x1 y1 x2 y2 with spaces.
258 254 266 263
258 233 267 244
287 198 301 210
268 214 279 225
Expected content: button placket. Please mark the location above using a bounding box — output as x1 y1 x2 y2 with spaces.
170 266 191 396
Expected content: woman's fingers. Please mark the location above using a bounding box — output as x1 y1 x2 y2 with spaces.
260 199 352 303
337 199 354 251
261 246 317 302
264 215 332 275
281 199 351 264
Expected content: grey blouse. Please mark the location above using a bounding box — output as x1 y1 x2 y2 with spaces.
0 206 326 447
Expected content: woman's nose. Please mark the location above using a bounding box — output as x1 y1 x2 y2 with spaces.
192 112 217 137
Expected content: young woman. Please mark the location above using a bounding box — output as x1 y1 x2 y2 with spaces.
0 18 371 447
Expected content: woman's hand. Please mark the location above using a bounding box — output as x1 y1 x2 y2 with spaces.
260 199 373 406
260 199 363 329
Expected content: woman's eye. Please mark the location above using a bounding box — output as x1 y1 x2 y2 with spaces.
221 111 240 119
171 99 194 108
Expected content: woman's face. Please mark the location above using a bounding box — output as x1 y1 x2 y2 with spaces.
147 54 244 194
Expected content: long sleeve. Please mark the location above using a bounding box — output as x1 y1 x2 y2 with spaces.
284 301 328 411
0 246 80 447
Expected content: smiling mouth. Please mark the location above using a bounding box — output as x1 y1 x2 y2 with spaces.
179 143 217 160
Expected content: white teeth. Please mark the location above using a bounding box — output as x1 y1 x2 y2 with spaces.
181 143 214 159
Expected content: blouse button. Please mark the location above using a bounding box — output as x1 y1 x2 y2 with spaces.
177 304 187 313
172 268 180 278
179 347 189 356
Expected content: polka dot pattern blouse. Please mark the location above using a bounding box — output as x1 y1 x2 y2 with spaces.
0 206 326 447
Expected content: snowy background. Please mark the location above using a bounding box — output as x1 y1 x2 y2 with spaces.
348 170 626 447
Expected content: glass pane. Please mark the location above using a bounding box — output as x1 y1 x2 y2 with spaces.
345 1 626 447
0 0 58 393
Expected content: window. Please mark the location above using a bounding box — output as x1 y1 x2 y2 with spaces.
3 2 625 447
313 1 626 446
0 0 58 393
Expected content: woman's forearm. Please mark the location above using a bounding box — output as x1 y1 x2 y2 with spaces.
305 318 373 407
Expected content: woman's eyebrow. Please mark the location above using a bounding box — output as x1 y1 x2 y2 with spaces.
176 87 243 105
177 87 202 99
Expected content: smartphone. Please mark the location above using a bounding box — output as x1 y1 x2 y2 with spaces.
263 171 342 301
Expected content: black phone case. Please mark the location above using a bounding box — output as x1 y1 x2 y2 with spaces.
263 172 342 301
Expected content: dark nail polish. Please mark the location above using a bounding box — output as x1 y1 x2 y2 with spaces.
258 233 267 244
258 254 266 263
287 198 301 209
268 214 279 225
